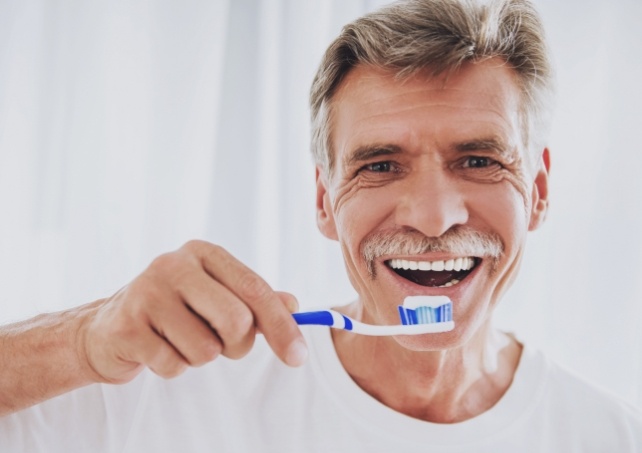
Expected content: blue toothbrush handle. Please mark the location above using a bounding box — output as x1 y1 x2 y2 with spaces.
292 311 335 326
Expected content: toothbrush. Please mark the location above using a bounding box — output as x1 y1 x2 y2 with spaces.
292 296 454 336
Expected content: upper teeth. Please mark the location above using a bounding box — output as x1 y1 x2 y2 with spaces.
388 257 475 272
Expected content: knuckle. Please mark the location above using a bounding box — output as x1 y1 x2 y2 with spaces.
226 306 255 336
202 243 229 268
146 252 196 289
182 239 207 253
149 343 169 365
149 252 182 275
150 347 187 379
236 272 271 302
122 281 163 316
183 240 223 259
155 361 188 379
192 339 222 366
216 310 255 349
223 335 256 361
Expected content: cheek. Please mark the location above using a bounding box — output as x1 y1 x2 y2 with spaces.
332 184 398 259
484 165 533 222
503 170 533 215
470 180 529 251
332 186 400 301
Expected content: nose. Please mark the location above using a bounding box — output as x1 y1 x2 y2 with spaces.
393 170 469 237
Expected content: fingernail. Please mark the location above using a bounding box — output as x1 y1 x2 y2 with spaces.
287 297 299 314
282 293 299 313
286 339 308 367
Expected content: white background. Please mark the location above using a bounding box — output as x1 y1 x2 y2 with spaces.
0 0 640 408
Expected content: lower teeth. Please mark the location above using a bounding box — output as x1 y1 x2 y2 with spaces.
439 279 460 288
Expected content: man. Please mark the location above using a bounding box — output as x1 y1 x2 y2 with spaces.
1 0 641 451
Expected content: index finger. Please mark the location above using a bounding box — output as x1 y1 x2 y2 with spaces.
185 241 308 367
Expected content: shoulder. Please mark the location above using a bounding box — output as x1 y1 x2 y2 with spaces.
543 352 640 417
523 345 642 449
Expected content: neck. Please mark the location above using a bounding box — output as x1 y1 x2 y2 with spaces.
331 304 522 423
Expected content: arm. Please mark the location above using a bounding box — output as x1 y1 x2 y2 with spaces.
0 240 307 417
0 301 104 416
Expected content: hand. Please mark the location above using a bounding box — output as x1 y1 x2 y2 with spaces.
77 240 307 384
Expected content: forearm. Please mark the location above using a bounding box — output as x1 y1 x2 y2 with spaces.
0 300 105 416
0 241 306 416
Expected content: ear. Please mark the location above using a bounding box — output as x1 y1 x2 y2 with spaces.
528 148 551 231
316 167 339 240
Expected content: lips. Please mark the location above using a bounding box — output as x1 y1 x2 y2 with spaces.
386 257 478 287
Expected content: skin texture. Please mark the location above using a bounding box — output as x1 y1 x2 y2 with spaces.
0 241 307 416
315 60 550 422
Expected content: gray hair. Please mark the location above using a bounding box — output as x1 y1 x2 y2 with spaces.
310 0 555 174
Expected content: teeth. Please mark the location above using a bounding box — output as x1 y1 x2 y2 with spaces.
387 258 475 288
388 257 476 271
439 279 460 288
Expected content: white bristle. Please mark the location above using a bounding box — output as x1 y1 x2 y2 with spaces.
403 295 452 309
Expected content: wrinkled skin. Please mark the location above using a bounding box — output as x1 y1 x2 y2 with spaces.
315 60 550 422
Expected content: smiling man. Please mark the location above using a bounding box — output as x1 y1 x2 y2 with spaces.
1 0 641 451
317 58 543 423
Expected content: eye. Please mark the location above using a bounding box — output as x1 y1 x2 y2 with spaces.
362 161 393 173
462 156 497 169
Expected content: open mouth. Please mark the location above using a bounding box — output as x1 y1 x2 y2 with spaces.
386 257 478 288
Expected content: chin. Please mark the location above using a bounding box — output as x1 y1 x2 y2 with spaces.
392 329 466 352
391 307 490 352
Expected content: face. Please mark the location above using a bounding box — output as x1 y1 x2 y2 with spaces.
316 60 550 350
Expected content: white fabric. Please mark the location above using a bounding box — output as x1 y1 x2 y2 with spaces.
2 327 641 452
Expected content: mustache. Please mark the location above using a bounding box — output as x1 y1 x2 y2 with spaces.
361 226 504 277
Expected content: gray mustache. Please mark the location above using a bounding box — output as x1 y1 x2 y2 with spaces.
361 226 504 277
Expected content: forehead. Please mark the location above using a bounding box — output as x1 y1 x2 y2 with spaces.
329 60 523 166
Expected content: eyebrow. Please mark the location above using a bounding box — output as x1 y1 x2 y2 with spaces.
344 137 513 167
453 138 511 156
344 144 402 167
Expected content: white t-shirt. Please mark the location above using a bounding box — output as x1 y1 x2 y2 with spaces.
2 327 641 452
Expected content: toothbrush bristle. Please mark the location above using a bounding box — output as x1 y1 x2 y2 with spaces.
398 302 452 325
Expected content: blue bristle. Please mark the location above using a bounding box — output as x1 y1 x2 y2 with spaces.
414 307 422 324
398 306 408 325
409 309 418 325
397 302 453 325
422 307 428 323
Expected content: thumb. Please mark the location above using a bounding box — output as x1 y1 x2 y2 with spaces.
255 291 300 335
276 291 299 314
